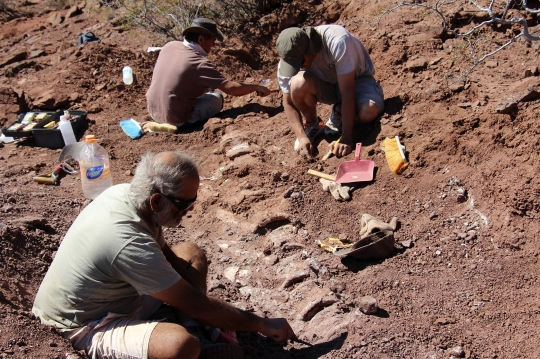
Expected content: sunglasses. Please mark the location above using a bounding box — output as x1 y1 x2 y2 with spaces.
160 193 197 211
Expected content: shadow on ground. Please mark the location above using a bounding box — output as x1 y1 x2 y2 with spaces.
239 331 348 358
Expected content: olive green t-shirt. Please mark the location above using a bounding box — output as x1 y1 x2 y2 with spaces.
32 184 181 331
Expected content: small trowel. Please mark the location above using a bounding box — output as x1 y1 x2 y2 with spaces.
57 142 85 162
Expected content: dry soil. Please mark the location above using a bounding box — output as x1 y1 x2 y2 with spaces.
0 1 539 358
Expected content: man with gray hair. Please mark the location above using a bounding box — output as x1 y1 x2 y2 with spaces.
33 150 296 359
276 25 384 158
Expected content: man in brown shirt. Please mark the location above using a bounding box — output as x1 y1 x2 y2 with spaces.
146 18 271 129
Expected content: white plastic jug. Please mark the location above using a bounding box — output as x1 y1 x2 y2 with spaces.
122 66 133 85
79 135 113 199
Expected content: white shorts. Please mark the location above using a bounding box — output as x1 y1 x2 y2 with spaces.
64 296 163 359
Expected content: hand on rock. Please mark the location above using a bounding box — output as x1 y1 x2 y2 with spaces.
319 178 353 201
359 214 398 238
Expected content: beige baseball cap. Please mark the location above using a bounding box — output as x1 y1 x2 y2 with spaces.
276 27 322 77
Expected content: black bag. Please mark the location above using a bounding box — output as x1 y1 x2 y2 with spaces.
333 230 395 261
77 31 100 46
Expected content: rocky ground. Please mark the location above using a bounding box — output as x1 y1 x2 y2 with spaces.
0 0 539 358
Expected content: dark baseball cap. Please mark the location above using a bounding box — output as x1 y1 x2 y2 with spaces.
276 27 322 77
182 18 224 42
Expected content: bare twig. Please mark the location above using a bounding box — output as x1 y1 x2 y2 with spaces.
377 0 539 83
206 0 287 31
100 0 205 41
100 0 287 41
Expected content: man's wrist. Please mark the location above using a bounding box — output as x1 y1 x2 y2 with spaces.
258 317 270 335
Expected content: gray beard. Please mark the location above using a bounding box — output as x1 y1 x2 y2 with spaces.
153 202 182 228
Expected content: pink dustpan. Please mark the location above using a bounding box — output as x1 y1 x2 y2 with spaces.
335 143 375 184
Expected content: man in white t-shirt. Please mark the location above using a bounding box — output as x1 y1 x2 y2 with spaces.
276 25 384 158
32 150 296 359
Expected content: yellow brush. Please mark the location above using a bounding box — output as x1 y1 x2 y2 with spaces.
144 122 177 133
322 136 341 161
382 136 409 174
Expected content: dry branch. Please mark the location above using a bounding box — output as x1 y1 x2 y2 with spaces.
378 0 540 83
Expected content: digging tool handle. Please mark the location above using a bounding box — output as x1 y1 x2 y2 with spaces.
33 174 56 185
322 136 342 161
307 169 336 181
33 164 62 185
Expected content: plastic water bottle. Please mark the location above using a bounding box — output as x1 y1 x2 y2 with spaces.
122 66 133 85
79 135 113 199
58 111 77 146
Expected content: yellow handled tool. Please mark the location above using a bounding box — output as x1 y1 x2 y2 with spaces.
307 169 336 181
322 136 341 161
33 163 62 185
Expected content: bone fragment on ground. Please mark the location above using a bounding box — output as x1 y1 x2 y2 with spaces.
296 295 339 321
255 212 291 230
267 224 298 247
280 271 310 289
223 266 239 283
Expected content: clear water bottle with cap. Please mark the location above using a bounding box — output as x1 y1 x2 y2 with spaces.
122 66 133 85
58 110 77 146
79 135 113 199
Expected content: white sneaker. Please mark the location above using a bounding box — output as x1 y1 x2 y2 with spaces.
324 104 342 136
294 121 325 151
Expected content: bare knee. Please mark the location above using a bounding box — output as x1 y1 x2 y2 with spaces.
357 102 381 124
149 323 201 359
169 332 200 359
171 242 207 268
290 73 307 92
290 73 315 100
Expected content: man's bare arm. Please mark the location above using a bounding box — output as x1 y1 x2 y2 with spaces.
333 71 356 157
150 279 296 342
162 243 207 293
283 93 314 156
283 93 305 140
218 81 271 97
